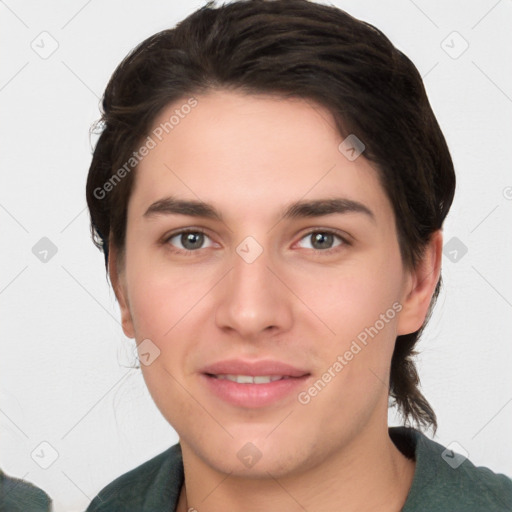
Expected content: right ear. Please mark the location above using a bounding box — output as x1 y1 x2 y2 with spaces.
108 243 135 339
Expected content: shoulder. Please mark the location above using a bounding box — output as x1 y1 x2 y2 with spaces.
0 469 52 512
391 427 512 512
86 443 184 512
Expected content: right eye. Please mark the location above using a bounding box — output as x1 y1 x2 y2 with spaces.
164 229 216 253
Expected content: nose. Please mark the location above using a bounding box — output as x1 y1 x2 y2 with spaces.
214 241 294 339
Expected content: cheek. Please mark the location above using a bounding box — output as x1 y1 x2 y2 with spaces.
125 262 213 388
125 260 208 340
294 254 403 404
299 256 403 342
128 268 209 427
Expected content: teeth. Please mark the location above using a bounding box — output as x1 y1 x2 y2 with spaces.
215 374 287 384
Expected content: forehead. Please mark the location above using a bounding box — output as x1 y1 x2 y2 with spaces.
129 90 393 225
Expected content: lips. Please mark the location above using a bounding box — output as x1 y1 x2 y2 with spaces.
200 359 310 379
214 375 288 384
199 359 311 408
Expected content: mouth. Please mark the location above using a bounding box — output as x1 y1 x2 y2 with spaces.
199 360 311 408
205 374 297 384
200 358 310 378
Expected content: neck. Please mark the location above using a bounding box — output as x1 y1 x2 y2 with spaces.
176 423 415 512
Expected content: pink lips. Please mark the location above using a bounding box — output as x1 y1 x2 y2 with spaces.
201 359 310 378
200 359 311 408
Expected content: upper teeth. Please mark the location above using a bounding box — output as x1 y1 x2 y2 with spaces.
215 374 287 384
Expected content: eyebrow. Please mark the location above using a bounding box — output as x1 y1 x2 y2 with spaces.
143 196 375 223
144 197 223 221
282 198 375 223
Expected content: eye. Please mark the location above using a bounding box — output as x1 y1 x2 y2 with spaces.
164 229 216 253
296 230 349 252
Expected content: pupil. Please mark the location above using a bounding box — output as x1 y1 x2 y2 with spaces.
182 232 203 250
312 232 333 249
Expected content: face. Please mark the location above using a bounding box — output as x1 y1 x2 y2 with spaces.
111 90 437 478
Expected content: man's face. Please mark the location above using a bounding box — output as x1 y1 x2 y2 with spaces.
113 90 420 477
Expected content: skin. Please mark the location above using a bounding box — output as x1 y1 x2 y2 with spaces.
109 90 443 511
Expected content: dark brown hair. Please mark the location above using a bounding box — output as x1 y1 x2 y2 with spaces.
86 0 456 432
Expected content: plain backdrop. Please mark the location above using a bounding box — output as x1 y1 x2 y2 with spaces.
1 1 511 510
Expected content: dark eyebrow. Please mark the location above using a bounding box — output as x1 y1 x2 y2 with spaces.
144 197 223 221
143 196 375 223
282 198 375 223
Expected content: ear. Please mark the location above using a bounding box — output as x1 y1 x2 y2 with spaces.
396 230 443 336
108 244 135 339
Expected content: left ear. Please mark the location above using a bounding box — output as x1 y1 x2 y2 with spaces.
396 230 443 336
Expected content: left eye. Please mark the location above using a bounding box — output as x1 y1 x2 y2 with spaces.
296 231 346 251
166 231 215 251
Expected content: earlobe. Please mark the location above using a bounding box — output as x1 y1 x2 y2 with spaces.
108 244 136 339
396 230 443 336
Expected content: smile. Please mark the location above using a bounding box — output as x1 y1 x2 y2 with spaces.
209 374 291 384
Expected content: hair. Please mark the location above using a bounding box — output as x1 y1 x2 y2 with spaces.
86 0 456 433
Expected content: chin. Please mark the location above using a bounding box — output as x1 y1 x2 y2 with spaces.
186 428 317 479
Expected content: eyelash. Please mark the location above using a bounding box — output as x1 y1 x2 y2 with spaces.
161 228 351 256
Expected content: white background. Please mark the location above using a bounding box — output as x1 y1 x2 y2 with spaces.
1 1 511 510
